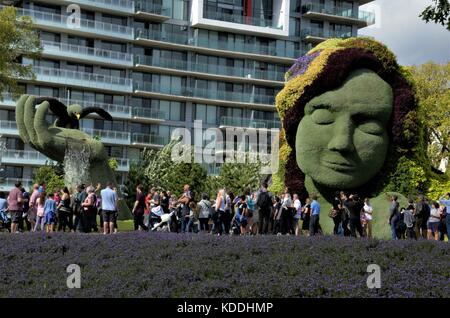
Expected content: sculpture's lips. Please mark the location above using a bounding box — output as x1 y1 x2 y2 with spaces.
321 159 356 172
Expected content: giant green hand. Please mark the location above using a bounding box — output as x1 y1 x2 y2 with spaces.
15 95 131 219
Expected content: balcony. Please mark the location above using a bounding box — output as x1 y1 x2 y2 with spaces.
64 0 135 15
0 178 33 192
32 65 133 93
203 8 279 29
0 120 19 137
59 98 132 120
41 40 134 68
301 3 375 27
134 55 286 83
16 7 134 41
135 28 301 61
82 128 131 145
0 150 57 166
301 27 326 43
0 93 18 108
134 82 276 107
132 107 166 123
131 133 168 148
114 157 130 172
134 0 171 21
219 116 280 130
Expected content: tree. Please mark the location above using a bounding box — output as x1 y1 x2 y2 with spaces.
216 159 265 196
32 163 64 193
420 0 450 30
410 62 450 171
0 6 42 100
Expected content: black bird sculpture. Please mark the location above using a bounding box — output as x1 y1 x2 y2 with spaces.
34 97 113 129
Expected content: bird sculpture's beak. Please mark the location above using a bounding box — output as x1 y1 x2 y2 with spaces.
76 113 81 120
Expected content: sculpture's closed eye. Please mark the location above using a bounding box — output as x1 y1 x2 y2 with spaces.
311 108 334 125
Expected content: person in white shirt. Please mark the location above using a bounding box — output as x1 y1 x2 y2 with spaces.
363 198 373 238
293 194 302 236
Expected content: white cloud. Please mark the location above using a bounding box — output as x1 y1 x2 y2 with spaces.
358 0 450 66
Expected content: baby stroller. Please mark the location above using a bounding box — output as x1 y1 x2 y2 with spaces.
231 213 241 235
0 209 11 232
151 210 177 232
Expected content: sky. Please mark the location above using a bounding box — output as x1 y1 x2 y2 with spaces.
359 0 450 66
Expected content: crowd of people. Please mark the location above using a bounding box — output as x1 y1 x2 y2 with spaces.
0 180 449 242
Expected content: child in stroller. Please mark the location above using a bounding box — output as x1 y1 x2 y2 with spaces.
150 199 176 232
231 195 248 235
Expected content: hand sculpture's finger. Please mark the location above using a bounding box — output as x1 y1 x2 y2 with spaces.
24 95 39 148
15 94 31 144
34 101 53 149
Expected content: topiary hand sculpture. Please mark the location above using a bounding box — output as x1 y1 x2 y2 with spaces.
15 95 131 218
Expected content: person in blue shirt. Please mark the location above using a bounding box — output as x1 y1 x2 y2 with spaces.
439 192 450 241
309 194 321 236
44 193 57 233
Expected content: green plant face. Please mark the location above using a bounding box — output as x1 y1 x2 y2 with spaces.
295 68 394 189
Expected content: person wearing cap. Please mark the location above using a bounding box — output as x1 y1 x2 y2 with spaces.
7 182 24 233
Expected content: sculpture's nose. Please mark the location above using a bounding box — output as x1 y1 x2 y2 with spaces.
327 115 355 153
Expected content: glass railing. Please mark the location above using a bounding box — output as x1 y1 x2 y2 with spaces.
328 29 352 39
133 82 276 105
115 157 130 171
1 150 56 164
0 178 33 190
82 128 131 143
301 27 325 39
0 120 18 132
134 55 286 82
134 0 171 16
15 7 134 38
41 40 133 65
61 98 132 118
135 28 301 59
68 0 135 13
220 116 280 130
0 93 17 106
132 107 166 120
131 133 168 146
301 3 375 24
32 65 133 92
203 7 280 29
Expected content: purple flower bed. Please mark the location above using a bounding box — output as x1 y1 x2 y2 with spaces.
0 233 448 298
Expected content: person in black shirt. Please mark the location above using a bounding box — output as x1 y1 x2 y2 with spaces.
132 184 148 231
331 191 342 235
344 194 364 238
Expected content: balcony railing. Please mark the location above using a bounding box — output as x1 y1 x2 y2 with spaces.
203 7 279 29
220 116 280 130
131 133 168 146
68 0 135 14
134 55 286 82
301 3 375 25
114 157 130 171
134 82 276 106
0 93 17 107
301 27 325 39
0 120 18 135
60 98 132 119
16 7 134 39
134 0 171 16
132 107 166 120
32 65 133 92
135 28 301 59
0 178 33 191
0 150 57 165
82 128 131 145
41 40 133 66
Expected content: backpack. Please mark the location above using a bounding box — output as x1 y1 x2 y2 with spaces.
257 191 272 210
